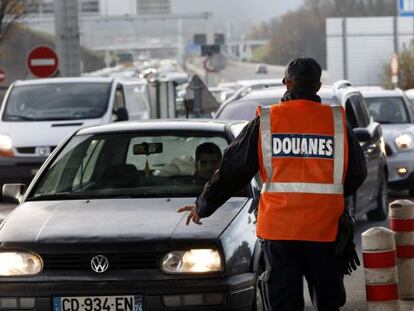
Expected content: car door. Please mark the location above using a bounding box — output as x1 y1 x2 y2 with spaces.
348 94 382 211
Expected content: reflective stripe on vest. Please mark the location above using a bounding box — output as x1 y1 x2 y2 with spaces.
260 105 344 195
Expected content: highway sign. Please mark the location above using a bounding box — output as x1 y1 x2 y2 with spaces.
27 46 59 78
399 0 414 16
201 44 220 57
193 34 207 45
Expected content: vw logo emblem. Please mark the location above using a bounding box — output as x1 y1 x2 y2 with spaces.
90 255 109 273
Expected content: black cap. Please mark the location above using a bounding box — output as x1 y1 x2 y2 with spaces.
282 57 322 86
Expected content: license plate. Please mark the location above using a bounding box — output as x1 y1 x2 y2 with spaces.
53 295 143 311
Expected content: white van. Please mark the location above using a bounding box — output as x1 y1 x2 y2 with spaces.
0 77 151 188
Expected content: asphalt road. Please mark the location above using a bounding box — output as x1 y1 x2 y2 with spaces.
304 190 413 310
185 59 328 86
0 191 413 310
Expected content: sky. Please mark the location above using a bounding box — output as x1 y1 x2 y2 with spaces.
172 0 304 23
171 0 304 36
101 0 306 40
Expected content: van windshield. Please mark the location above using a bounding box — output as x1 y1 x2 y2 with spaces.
3 82 112 121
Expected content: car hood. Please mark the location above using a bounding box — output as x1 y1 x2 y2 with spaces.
0 197 249 243
380 124 414 142
0 119 107 148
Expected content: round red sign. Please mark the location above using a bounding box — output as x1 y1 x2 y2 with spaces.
27 46 59 78
0 69 6 84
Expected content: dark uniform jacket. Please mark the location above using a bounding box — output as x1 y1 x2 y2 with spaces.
196 89 367 218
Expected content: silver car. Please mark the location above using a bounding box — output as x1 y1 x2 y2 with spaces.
361 89 414 196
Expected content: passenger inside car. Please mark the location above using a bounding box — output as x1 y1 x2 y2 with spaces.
155 142 222 186
31 133 229 198
194 142 222 183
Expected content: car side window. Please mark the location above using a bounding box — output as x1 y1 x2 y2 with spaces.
345 98 359 129
73 139 105 189
114 85 126 111
350 95 370 127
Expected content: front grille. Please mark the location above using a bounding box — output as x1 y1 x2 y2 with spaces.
16 146 57 155
42 253 160 271
16 147 35 154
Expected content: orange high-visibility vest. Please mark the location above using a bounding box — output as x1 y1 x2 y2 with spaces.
257 99 348 241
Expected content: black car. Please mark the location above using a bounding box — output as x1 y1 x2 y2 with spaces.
216 81 388 221
0 120 264 311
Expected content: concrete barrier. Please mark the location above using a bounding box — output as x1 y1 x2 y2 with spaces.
362 227 399 311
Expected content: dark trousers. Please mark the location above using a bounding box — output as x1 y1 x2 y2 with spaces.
261 240 346 311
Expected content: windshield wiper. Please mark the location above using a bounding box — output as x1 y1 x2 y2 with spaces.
5 114 37 121
37 117 74 121
26 193 87 201
375 120 392 124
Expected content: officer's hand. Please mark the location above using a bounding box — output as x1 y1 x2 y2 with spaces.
344 246 360 275
177 205 203 226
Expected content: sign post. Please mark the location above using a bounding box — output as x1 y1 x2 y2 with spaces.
27 46 59 78
399 0 414 16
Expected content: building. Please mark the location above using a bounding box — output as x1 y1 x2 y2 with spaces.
137 0 171 15
326 16 414 86
28 0 100 15
27 0 171 16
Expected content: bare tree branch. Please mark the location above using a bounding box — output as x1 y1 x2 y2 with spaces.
0 0 37 44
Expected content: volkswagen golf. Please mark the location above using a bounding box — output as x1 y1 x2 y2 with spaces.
0 120 264 311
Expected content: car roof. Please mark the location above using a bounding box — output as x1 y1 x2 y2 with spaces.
236 79 283 87
239 86 343 101
14 77 114 86
77 119 247 135
360 89 404 98
405 89 414 98
240 86 285 100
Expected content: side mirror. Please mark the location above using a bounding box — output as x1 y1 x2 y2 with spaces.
2 184 26 204
353 128 372 142
113 107 129 122
249 187 261 214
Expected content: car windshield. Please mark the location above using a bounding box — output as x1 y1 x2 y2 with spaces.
217 95 338 121
364 97 410 124
28 132 229 200
217 98 278 120
3 82 112 121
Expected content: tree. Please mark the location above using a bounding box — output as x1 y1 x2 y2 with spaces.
383 47 414 90
0 0 37 44
250 0 397 68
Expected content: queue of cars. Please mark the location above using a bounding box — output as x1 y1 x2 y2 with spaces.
0 68 413 310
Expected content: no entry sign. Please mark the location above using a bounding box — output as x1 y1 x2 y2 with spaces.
27 46 59 78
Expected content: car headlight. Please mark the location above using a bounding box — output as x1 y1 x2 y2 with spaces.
0 134 13 157
395 133 414 150
0 252 43 276
161 249 223 274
